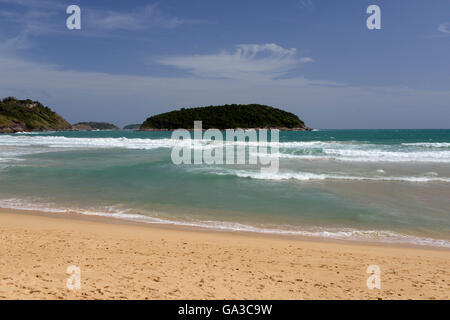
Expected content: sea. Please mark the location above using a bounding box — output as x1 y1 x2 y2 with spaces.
0 129 449 248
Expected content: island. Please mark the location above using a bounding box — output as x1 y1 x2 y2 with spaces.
123 124 141 130
140 104 312 131
0 97 71 133
71 122 119 131
1 98 312 133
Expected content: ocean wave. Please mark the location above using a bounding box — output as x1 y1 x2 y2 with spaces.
2 135 450 163
0 135 179 149
256 149 450 163
402 142 450 148
0 135 345 149
213 169 450 183
0 135 244 151
0 198 449 248
13 131 53 135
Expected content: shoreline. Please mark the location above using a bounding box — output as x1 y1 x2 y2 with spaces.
0 208 449 299
1 206 449 251
1 126 314 134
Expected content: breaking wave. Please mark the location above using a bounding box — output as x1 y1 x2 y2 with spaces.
212 169 450 183
0 198 449 248
1 135 450 163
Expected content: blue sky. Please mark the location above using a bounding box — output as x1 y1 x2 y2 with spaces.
0 0 449 128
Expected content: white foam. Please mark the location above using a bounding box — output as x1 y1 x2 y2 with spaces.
324 149 450 163
0 135 179 150
13 131 46 135
2 135 450 163
214 169 450 183
255 141 450 163
1 198 449 248
262 149 450 163
402 142 450 148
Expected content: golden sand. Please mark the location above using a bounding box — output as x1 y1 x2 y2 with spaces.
0 209 448 299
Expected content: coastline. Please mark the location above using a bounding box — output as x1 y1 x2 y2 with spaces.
1 205 449 250
137 126 313 132
1 208 449 299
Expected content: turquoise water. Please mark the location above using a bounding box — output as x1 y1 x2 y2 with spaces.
0 129 449 247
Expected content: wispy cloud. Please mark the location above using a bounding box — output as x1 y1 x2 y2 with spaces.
438 22 450 34
2 53 449 129
298 0 314 9
87 4 199 31
0 1 199 48
0 5 59 52
157 43 313 81
0 0 63 9
297 0 315 13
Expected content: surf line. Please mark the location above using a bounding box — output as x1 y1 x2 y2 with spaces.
171 121 279 173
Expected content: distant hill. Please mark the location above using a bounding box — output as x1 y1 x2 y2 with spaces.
140 104 311 130
72 122 119 131
123 124 141 130
0 97 71 133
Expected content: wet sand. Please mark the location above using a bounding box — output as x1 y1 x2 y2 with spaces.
0 209 449 299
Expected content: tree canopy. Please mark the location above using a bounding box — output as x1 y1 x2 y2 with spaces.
141 104 307 130
0 97 71 132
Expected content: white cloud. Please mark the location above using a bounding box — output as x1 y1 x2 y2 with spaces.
157 43 313 81
438 22 450 34
298 0 314 10
0 1 195 46
1 1 447 129
88 4 194 31
0 6 59 52
299 57 313 63
0 0 63 9
1 53 449 129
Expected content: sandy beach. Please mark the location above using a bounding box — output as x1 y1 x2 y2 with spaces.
0 209 449 300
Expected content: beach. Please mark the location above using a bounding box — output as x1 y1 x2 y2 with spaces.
1 209 449 300
2 0 449 303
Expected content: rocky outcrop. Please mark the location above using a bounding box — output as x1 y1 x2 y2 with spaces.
0 97 71 133
71 122 119 131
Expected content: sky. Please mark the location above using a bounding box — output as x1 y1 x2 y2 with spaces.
0 0 449 129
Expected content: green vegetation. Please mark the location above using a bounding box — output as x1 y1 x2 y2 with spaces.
0 97 71 133
123 124 141 130
140 104 310 130
72 122 119 131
